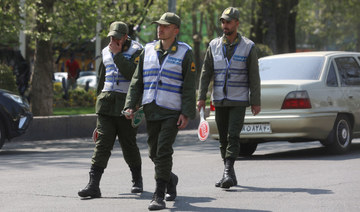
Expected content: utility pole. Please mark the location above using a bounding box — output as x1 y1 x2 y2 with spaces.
19 0 26 59
95 9 101 76
168 0 176 12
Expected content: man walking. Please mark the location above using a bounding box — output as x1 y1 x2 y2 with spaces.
124 12 196 210
197 7 261 189
78 21 143 198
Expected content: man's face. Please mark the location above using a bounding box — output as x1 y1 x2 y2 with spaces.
221 19 239 36
157 24 179 41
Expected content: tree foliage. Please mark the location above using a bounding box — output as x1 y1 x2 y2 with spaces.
2 0 360 115
0 0 21 47
297 0 360 51
25 0 155 115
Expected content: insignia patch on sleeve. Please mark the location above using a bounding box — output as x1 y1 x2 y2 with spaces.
134 56 140 64
191 62 196 72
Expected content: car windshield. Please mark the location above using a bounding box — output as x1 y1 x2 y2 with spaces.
259 56 325 80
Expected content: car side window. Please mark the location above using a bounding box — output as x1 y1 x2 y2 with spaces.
326 62 338 87
335 57 360 86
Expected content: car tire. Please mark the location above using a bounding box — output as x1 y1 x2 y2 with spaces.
321 114 352 154
0 120 5 149
239 142 258 157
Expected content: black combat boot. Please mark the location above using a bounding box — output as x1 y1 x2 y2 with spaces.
229 165 237 186
215 160 226 187
165 172 178 201
220 158 235 189
78 165 104 198
130 166 143 193
148 179 167 210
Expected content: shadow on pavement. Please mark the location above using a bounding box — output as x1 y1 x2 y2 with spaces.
171 195 269 212
224 185 333 195
239 142 360 161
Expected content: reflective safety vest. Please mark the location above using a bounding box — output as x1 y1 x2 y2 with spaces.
102 40 143 93
142 41 191 111
210 36 254 102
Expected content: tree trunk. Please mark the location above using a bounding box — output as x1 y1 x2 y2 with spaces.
205 7 217 44
192 3 203 88
260 0 298 54
249 0 263 44
288 0 298 52
357 22 360 52
261 0 278 53
30 0 54 116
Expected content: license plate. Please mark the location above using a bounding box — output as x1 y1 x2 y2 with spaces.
241 123 272 134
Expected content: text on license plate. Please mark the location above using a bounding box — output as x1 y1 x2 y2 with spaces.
241 123 272 134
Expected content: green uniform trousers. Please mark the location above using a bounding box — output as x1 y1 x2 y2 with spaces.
215 106 246 159
92 114 141 169
146 117 179 182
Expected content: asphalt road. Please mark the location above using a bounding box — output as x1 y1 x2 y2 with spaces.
1 130 360 212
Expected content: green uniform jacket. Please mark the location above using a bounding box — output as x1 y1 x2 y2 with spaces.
96 40 142 117
125 40 197 121
198 33 261 107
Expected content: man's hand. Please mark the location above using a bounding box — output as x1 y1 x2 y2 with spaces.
177 114 188 129
251 105 261 116
197 100 205 112
123 108 134 119
109 36 127 55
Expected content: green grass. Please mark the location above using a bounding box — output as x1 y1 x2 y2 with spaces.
53 106 95 116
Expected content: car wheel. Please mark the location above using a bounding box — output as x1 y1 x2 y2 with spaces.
0 120 5 149
239 142 258 157
322 115 352 154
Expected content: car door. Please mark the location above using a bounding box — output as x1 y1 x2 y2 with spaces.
333 55 360 136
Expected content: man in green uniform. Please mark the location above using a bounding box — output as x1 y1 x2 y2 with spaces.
124 12 196 210
197 7 261 189
78 21 143 198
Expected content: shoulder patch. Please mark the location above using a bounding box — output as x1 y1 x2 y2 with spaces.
134 56 140 65
191 62 196 72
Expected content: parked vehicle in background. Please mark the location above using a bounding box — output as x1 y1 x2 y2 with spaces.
76 71 97 90
0 89 33 149
208 51 360 156
53 72 68 87
78 71 96 78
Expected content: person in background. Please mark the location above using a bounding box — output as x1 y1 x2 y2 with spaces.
78 21 143 198
124 12 197 210
65 52 80 90
197 7 261 189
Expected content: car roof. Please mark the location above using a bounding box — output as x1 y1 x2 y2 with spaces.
260 51 360 59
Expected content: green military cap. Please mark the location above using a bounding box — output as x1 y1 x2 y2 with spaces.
107 21 129 39
220 7 240 21
152 12 181 28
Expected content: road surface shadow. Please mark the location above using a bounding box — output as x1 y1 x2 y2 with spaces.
222 185 333 195
170 195 269 212
239 142 360 161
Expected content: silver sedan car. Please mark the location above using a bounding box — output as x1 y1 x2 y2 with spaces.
208 51 360 156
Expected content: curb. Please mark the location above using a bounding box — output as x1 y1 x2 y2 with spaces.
13 109 210 141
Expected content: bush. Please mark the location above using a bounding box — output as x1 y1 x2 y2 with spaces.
0 64 18 93
53 83 96 108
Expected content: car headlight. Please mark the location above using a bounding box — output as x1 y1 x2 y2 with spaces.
3 93 24 105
